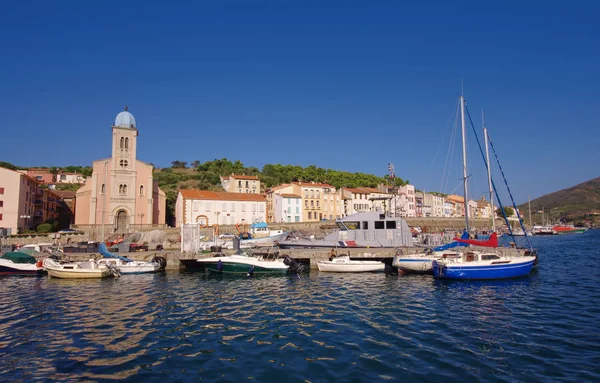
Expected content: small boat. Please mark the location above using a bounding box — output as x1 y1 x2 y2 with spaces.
552 225 587 234
96 243 167 274
0 252 44 275
43 257 114 279
531 225 557 235
392 231 470 273
432 251 537 280
194 250 303 275
317 255 384 273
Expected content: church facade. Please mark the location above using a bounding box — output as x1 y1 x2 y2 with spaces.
75 107 166 233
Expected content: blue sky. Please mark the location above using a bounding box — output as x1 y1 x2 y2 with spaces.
1 0 598 204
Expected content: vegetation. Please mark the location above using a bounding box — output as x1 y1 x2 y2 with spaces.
495 206 515 218
36 223 53 233
518 176 600 225
154 158 409 224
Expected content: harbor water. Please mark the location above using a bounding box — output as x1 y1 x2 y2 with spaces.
1 230 599 382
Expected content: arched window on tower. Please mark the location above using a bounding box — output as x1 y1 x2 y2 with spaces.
125 137 129 151
101 184 105 194
119 184 123 194
140 185 144 196
123 184 127 194
120 137 125 150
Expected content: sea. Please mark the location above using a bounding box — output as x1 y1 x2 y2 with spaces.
1 230 599 383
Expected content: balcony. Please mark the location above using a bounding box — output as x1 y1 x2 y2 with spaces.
34 199 43 206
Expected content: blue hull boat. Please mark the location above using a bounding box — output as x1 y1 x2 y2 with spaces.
432 256 536 280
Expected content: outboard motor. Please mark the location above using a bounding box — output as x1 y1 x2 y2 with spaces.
283 255 304 274
151 256 167 272
217 259 223 272
247 265 255 277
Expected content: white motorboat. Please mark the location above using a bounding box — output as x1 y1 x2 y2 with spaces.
97 243 167 274
43 257 114 279
0 252 44 275
317 255 385 273
96 257 166 274
392 249 461 274
192 250 303 275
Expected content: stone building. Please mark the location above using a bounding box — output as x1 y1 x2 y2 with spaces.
74 107 166 234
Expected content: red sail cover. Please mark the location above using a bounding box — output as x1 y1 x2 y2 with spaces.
453 232 498 248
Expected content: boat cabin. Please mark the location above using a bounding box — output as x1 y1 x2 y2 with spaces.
336 213 400 231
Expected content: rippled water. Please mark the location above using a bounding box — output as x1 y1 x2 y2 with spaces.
2 230 600 382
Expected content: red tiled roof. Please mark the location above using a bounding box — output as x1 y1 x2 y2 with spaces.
279 193 301 198
292 182 334 188
229 174 260 181
180 189 266 202
54 190 76 198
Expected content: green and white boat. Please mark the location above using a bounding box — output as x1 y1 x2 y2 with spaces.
195 250 302 275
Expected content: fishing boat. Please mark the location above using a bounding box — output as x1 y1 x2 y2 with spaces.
552 225 587 234
278 212 413 249
431 95 537 280
317 253 385 273
43 257 114 279
96 243 167 274
0 252 44 275
194 250 303 275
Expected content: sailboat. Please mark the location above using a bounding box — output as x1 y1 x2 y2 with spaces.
432 95 538 280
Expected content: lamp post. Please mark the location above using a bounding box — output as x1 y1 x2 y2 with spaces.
20 215 31 233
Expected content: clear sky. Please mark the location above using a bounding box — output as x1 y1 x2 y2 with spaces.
1 0 598 204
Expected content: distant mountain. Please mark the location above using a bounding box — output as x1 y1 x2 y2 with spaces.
518 177 600 224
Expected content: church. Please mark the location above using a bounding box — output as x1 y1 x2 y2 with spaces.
75 107 166 233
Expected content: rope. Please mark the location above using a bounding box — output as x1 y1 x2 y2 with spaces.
464 106 534 251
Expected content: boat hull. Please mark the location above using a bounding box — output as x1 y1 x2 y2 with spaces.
392 256 435 273
196 255 290 275
46 268 110 279
432 258 536 280
317 261 384 273
0 265 43 275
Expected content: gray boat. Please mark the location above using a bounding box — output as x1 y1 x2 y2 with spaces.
278 212 413 249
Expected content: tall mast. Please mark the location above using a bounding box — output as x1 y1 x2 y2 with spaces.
528 196 532 228
100 160 108 242
460 95 469 232
483 124 495 232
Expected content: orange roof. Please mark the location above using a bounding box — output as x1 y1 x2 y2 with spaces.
279 193 301 198
270 183 291 191
292 181 334 188
229 174 260 181
344 187 372 194
180 189 266 202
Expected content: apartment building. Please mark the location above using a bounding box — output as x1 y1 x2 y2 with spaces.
220 174 261 194
273 193 302 223
0 166 61 234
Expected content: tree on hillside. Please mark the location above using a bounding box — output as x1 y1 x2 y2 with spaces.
191 160 200 168
171 160 188 169
0 161 18 170
495 206 515 218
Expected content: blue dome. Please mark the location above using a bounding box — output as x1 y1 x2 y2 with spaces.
114 108 136 128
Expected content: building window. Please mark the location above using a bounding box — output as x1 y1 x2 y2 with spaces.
120 137 125 149
119 160 129 168
222 203 227 212
238 181 242 187
0 201 3 207
101 184 106 194
125 137 129 150
0 188 4 194
305 200 308 207
308 212 312 219
241 204 246 212
0 214 2 221
245 181 249 188
119 184 127 195
140 185 144 195
230 203 235 212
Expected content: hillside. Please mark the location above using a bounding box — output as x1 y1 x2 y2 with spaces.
518 177 600 224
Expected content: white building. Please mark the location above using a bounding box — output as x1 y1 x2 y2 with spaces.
273 193 302 223
398 185 416 217
175 190 266 227
424 193 445 217
56 173 86 184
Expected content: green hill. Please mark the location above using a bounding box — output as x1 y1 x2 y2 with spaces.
518 177 600 225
